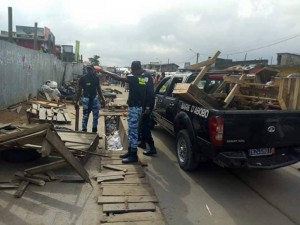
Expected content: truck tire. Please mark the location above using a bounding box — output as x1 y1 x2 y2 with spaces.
176 129 199 171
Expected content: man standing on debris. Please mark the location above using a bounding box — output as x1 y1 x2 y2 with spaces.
75 64 106 133
100 61 155 163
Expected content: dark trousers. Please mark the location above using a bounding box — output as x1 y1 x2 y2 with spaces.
139 112 154 146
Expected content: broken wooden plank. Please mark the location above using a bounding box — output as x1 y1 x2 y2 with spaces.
0 183 19 189
46 170 59 180
0 123 12 129
102 202 156 213
63 111 72 123
14 181 29 198
97 175 124 183
15 172 46 186
45 130 91 185
102 185 155 196
24 160 68 175
103 164 128 172
25 174 51 182
98 196 158 204
59 175 85 183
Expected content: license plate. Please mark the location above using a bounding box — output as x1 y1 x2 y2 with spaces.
249 148 274 157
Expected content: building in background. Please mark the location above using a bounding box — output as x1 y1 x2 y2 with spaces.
277 53 300 66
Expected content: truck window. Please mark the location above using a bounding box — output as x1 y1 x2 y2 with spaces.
156 77 171 95
167 77 183 97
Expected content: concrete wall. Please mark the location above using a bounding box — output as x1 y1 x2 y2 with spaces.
0 40 83 109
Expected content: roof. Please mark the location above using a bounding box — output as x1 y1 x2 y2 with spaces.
277 53 300 57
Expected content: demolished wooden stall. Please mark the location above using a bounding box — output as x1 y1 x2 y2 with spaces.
26 100 71 124
0 124 101 197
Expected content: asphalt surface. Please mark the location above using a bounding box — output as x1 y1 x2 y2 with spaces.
145 126 300 225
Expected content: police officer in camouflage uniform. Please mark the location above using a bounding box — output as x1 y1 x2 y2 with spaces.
100 61 153 163
75 64 106 133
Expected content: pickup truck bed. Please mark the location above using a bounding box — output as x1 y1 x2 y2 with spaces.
153 72 300 171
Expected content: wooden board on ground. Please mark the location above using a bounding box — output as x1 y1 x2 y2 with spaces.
98 196 158 204
100 221 166 225
102 202 156 213
39 108 47 120
97 175 124 183
102 185 155 196
101 211 163 223
14 181 29 198
103 164 128 172
92 171 125 178
25 160 68 175
103 177 149 184
0 183 19 189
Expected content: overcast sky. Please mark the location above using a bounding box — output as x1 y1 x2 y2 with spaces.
1 0 300 67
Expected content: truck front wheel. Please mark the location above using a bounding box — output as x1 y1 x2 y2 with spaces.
176 129 199 171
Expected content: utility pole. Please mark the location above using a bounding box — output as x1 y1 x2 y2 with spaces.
33 22 38 50
244 53 247 61
8 7 13 43
189 48 199 64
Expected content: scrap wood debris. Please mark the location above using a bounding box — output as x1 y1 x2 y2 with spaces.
0 123 100 198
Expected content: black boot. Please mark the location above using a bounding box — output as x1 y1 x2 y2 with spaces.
120 147 131 159
138 141 146 149
122 148 138 164
143 143 157 156
92 127 97 133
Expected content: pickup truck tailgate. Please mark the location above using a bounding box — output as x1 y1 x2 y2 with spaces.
222 110 300 149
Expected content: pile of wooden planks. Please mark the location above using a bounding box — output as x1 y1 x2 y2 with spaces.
0 124 100 198
27 102 71 124
96 150 166 225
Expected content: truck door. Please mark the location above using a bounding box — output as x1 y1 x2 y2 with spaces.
154 77 171 123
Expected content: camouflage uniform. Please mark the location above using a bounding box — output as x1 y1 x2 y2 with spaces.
127 106 143 148
82 96 100 131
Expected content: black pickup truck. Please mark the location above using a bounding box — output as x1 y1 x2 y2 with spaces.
153 72 300 171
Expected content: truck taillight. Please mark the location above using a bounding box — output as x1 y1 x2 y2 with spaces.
208 116 224 145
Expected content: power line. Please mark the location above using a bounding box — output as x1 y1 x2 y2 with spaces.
223 34 300 56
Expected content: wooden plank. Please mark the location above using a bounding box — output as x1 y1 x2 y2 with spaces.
24 160 68 175
46 170 59 180
40 139 52 157
102 185 155 196
56 111 66 122
100 221 165 225
97 175 124 183
0 124 51 144
224 74 245 108
0 183 19 189
92 171 125 179
102 202 156 213
98 196 158 204
292 78 300 109
235 95 277 101
14 181 29 198
100 211 162 223
15 172 46 186
25 174 51 182
39 108 47 120
30 100 65 108
103 177 149 184
63 111 72 123
46 108 53 117
103 164 128 172
45 130 91 185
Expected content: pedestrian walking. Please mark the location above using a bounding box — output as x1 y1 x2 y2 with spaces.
100 61 154 163
75 64 106 133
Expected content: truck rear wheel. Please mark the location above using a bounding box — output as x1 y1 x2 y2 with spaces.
176 129 199 171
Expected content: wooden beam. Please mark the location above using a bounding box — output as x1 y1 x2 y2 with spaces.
224 74 245 108
14 181 29 198
24 160 68 175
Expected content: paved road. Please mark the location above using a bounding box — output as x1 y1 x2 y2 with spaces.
145 126 300 225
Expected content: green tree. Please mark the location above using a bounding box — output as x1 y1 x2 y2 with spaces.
88 55 100 66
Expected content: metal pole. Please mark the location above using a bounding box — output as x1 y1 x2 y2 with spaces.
196 53 199 64
8 7 13 43
33 22 38 50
